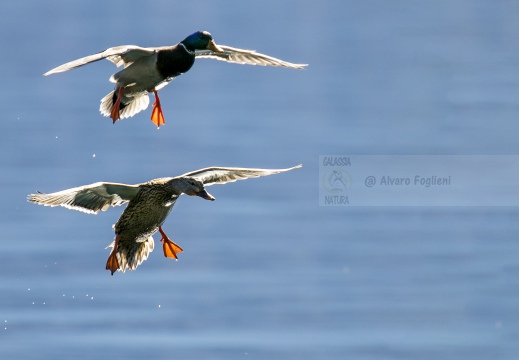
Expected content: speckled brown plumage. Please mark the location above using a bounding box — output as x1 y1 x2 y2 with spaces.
28 165 301 275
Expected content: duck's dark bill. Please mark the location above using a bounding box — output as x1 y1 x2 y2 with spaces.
198 190 215 201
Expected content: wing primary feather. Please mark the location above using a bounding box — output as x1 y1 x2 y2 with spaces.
181 165 302 186
27 182 140 214
44 45 157 76
195 46 307 69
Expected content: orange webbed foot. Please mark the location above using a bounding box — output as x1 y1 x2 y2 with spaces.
151 90 166 127
162 238 184 260
106 252 119 276
110 87 124 123
159 226 183 260
106 234 121 275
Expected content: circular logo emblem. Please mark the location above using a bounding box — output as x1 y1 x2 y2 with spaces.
322 169 352 193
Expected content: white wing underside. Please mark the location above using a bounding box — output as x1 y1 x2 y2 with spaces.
28 182 140 214
43 45 157 75
195 45 307 69
181 165 302 186
44 43 307 76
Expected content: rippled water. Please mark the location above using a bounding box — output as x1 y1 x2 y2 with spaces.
1 1 519 359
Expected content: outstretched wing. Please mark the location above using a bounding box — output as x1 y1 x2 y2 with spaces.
44 45 157 75
195 45 307 69
181 165 302 186
28 182 140 214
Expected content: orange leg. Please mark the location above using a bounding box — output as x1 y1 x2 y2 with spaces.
150 90 166 127
106 234 121 275
110 87 124 123
159 226 183 259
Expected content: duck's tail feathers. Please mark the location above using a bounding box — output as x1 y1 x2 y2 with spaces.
105 235 154 273
100 90 150 120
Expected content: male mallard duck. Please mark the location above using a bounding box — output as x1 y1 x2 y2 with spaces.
28 165 301 275
44 31 307 127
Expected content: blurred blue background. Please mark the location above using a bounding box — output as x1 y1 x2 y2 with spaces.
1 0 519 359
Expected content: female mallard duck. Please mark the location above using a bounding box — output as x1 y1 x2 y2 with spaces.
28 165 301 275
44 31 307 127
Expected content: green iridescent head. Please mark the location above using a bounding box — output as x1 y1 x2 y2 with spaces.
181 31 223 52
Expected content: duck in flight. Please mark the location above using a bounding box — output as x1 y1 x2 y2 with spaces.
44 31 307 127
28 165 301 275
